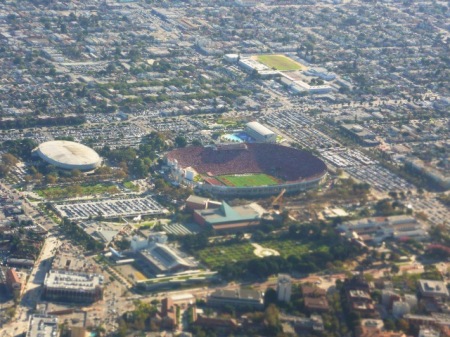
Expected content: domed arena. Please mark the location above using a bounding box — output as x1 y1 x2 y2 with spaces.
166 143 327 197
35 141 101 171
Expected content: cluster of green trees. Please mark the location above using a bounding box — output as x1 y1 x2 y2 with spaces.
429 224 450 247
0 116 85 130
118 300 160 336
100 132 167 179
219 241 360 280
60 218 104 251
7 229 44 260
0 153 19 177
152 178 192 206
24 162 126 186
2 138 37 160
374 199 411 216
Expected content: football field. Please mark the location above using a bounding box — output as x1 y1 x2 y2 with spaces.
256 54 303 71
218 174 279 187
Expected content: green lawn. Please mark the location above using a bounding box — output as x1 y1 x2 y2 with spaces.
262 240 329 258
196 240 330 269
256 54 303 71
197 243 255 269
123 181 139 191
135 221 156 228
217 174 279 187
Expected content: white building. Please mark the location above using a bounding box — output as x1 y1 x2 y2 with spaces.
224 54 239 63
381 289 397 306
235 0 259 6
277 274 292 303
419 280 449 298
404 294 418 309
419 327 441 337
43 270 104 303
304 68 336 81
338 215 428 244
238 58 279 78
131 235 149 252
245 121 277 143
131 232 168 252
393 300 410 318
291 81 333 95
27 315 58 337
132 232 198 275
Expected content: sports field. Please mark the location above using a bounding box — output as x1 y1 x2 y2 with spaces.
218 174 279 187
256 54 303 71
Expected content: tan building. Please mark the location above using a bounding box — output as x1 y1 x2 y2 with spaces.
6 268 22 297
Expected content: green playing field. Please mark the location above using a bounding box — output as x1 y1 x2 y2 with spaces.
256 54 303 71
217 174 279 187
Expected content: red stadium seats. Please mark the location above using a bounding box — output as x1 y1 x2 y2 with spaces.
166 143 327 183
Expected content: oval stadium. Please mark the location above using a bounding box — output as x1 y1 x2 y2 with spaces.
166 143 327 197
35 141 101 171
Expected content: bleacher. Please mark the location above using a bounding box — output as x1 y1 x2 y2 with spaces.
167 143 327 182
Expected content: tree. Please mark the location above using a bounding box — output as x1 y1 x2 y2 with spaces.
390 264 400 274
375 199 395 215
71 169 83 179
264 304 281 335
34 172 44 181
264 288 278 307
174 136 187 148
2 153 19 166
45 174 57 184
384 318 395 330
397 318 410 332
191 139 202 146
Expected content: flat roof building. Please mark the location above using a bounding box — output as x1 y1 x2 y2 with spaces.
340 124 380 147
26 314 58 337
138 242 198 275
51 243 97 273
208 288 264 310
338 215 428 244
419 280 449 298
245 121 277 143
43 270 104 303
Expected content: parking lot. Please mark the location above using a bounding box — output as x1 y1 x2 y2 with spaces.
409 197 449 226
54 196 166 220
320 148 376 168
319 148 413 192
346 165 414 192
264 109 340 149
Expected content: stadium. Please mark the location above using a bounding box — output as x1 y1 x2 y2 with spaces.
166 143 327 197
34 140 101 171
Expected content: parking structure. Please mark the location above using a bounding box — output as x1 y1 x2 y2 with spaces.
53 196 166 220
